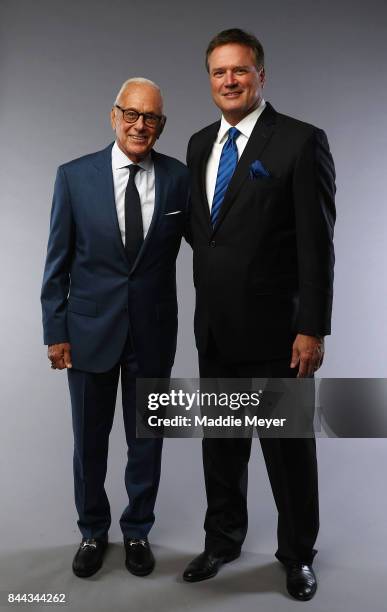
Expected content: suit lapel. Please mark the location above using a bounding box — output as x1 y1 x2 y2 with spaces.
130 150 167 274
92 143 128 264
196 122 220 224
92 145 168 274
213 102 277 234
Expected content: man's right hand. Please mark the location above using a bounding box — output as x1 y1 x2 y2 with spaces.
48 343 72 370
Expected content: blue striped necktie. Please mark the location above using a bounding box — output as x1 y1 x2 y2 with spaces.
211 127 240 226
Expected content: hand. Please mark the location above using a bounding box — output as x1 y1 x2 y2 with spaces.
48 342 72 370
290 334 324 378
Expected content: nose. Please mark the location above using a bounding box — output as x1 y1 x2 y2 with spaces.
133 114 146 130
224 70 238 87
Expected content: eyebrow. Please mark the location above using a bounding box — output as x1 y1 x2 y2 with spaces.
121 106 161 115
211 64 251 73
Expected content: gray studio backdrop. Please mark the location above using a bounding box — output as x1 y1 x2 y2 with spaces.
1 0 387 595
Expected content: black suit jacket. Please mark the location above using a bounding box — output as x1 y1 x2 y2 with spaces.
187 102 336 363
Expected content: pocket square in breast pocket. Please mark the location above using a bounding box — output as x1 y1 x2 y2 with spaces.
164 210 182 216
249 159 271 179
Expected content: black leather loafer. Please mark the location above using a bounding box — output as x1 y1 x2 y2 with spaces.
72 538 108 578
124 538 155 576
183 550 240 582
285 563 317 601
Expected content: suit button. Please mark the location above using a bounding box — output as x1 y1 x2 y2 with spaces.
210 240 216 248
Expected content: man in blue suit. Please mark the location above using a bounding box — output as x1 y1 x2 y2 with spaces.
41 78 188 578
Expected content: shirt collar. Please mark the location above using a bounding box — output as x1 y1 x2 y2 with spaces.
217 98 266 144
112 141 153 172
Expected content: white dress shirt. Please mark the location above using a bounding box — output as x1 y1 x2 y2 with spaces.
111 141 155 243
205 99 266 209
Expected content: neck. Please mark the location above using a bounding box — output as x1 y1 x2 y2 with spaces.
116 140 148 164
223 97 262 126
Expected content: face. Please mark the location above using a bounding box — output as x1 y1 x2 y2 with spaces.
208 43 265 125
110 83 164 162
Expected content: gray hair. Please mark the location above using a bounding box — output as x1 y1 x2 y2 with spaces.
114 77 162 105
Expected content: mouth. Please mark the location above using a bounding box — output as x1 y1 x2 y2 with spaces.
222 91 242 98
128 135 148 142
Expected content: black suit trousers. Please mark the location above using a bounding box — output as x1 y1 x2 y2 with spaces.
199 340 319 565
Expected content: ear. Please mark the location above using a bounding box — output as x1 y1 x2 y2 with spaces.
259 67 266 86
157 115 167 139
110 107 117 131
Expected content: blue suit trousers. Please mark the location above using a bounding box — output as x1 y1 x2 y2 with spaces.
67 335 167 540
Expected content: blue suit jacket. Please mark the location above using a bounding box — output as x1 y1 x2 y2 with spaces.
41 143 189 374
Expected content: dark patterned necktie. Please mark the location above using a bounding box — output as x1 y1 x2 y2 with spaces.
125 164 143 266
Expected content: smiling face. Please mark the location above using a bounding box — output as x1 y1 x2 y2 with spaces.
208 43 265 125
110 83 164 162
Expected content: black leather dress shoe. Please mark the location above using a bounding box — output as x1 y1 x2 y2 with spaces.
72 538 108 578
124 538 155 576
285 563 317 601
183 550 240 582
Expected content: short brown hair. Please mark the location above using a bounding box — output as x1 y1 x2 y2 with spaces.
205 28 264 72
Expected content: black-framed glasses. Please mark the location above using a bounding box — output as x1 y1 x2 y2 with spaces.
115 105 164 128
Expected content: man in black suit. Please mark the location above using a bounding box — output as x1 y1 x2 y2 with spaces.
183 29 335 601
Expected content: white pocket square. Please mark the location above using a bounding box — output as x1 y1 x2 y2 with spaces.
164 210 181 216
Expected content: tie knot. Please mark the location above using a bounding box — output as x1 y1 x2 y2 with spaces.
128 164 141 177
228 127 240 141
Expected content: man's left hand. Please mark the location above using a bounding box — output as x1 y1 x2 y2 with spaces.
290 334 324 377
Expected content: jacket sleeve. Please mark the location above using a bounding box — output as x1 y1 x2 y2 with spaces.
40 166 75 345
293 128 336 336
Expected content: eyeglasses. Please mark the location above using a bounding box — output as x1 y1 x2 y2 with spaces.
114 105 164 128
